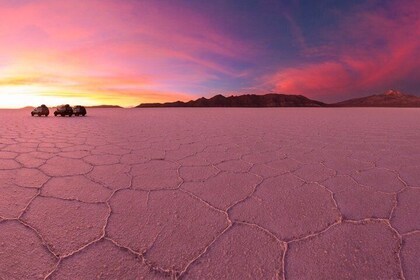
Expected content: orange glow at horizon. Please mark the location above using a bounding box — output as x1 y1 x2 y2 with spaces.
0 61 194 108
0 53 194 108
0 85 188 109
0 86 95 109
0 73 192 108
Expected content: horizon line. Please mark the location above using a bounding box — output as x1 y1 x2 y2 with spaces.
2 89 419 109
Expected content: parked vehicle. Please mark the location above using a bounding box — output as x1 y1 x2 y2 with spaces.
73 105 87 116
31 105 49 117
54 104 73 117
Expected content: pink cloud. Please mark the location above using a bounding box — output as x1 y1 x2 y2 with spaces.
268 0 420 101
0 0 253 68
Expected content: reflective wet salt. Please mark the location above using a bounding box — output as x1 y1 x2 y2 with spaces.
0 108 419 279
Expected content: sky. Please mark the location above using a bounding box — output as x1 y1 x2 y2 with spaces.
0 0 419 108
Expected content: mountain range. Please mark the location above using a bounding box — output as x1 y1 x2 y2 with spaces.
137 93 325 108
137 90 420 108
333 90 420 107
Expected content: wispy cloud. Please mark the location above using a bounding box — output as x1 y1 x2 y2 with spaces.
267 0 420 101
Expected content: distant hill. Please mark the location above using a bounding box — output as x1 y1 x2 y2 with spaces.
333 90 420 107
86 105 122 109
137 93 326 108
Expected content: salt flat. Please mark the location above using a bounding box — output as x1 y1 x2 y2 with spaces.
0 108 419 279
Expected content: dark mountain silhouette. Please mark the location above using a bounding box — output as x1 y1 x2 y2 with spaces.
333 90 420 107
137 93 326 108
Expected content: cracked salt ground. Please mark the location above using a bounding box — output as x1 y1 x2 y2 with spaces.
0 108 419 279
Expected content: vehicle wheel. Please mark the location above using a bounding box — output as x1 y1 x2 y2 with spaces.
69 114 73 117
31 113 34 116
82 113 86 116
38 113 41 117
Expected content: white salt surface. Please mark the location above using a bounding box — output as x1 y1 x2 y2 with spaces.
0 108 419 279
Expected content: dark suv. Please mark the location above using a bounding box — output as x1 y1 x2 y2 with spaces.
31 105 49 117
73 105 87 116
54 104 73 117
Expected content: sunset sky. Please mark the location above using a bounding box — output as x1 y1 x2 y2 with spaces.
0 0 419 108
